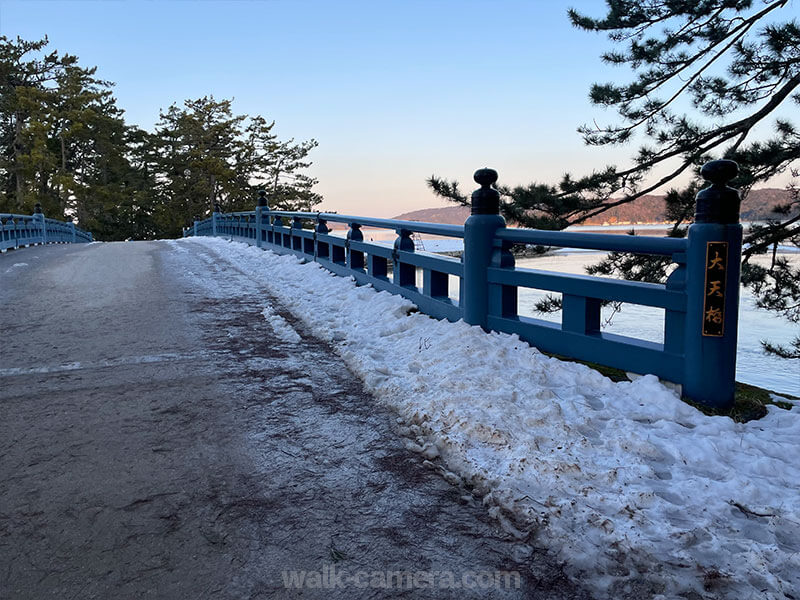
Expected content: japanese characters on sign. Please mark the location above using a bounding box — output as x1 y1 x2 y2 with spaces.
702 241 728 336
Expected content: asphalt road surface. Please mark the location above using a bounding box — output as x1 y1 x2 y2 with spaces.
0 241 589 599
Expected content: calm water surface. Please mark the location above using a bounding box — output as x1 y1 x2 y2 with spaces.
512 252 799 397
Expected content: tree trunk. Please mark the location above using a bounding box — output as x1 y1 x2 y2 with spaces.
14 111 24 209
59 133 67 213
208 173 216 210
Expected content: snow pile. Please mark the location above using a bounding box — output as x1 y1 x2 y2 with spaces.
177 237 800 599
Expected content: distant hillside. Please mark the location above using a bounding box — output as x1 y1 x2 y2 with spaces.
394 205 471 225
394 188 794 225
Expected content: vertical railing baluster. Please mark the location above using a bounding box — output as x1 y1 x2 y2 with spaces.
273 214 283 247
423 269 448 298
488 237 517 318
664 254 687 355
369 251 388 281
562 296 601 335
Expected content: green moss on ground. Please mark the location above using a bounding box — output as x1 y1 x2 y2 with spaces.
686 382 796 423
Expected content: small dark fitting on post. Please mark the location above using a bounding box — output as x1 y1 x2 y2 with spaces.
695 159 741 225
471 168 500 215
256 190 268 208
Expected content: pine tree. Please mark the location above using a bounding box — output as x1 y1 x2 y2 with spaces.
0 36 152 240
0 37 323 240
0 36 79 213
428 0 800 358
151 97 322 237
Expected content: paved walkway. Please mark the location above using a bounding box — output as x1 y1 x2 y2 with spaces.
0 241 588 599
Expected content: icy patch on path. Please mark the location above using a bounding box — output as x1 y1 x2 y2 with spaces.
176 237 800 599
5 262 28 273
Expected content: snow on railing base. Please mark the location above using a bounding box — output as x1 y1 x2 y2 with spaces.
184 161 743 410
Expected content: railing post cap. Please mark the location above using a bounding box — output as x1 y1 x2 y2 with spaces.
213 202 222 213
471 167 500 215
474 168 498 187
701 159 738 186
33 203 42 214
695 159 741 224
257 190 268 207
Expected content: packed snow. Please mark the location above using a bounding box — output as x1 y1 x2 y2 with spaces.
261 305 302 344
174 237 800 599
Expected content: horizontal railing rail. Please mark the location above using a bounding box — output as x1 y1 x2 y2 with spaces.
1 206 92 252
496 227 686 255
184 161 744 409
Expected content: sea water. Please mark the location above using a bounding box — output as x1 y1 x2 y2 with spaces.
513 252 799 397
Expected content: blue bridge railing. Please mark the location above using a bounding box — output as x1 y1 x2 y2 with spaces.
1 204 92 252
184 162 744 410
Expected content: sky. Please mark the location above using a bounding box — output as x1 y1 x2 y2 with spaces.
1 0 791 217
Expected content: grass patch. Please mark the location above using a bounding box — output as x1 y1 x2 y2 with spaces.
542 352 631 383
543 351 796 423
685 382 797 423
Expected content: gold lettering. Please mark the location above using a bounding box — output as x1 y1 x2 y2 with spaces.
707 281 723 297
708 251 725 270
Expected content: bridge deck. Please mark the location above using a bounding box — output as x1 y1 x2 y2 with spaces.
0 241 586 599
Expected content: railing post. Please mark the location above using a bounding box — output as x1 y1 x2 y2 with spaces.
463 168 506 329
315 217 329 259
66 216 76 242
33 203 46 245
292 216 303 250
193 215 199 237
347 223 364 270
393 229 415 286
683 160 743 410
255 190 268 248
273 214 283 247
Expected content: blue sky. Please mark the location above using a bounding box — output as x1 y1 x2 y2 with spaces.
0 0 722 216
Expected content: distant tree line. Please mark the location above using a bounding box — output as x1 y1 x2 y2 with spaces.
0 36 321 241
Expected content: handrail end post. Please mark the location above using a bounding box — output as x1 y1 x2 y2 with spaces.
33 203 46 244
682 159 742 410
463 168 505 328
